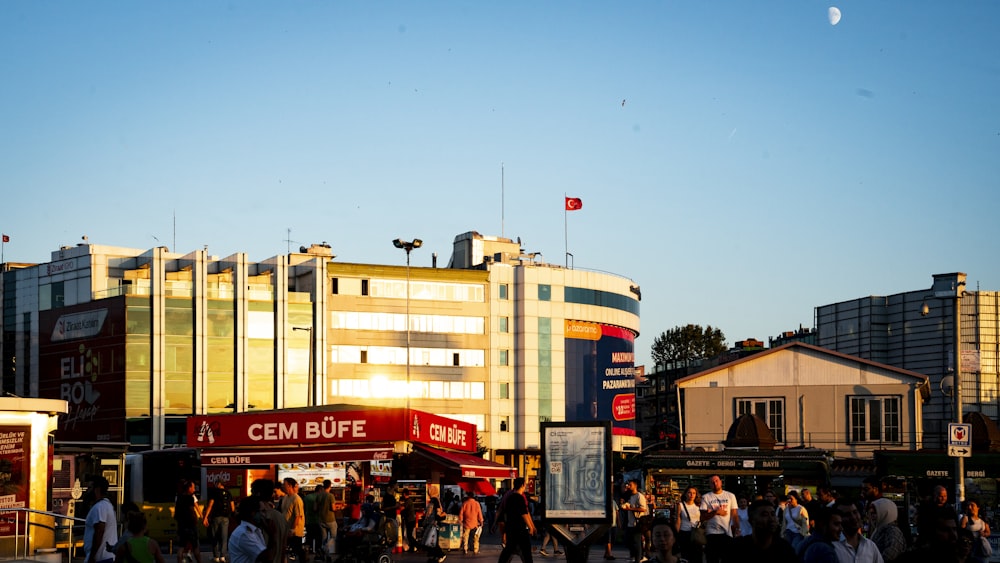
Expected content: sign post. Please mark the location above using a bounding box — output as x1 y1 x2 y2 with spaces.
541 421 613 562
947 423 972 458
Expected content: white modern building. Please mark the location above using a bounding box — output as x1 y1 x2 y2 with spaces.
0 232 641 472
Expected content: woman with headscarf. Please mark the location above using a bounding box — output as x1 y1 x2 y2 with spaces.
868 498 908 562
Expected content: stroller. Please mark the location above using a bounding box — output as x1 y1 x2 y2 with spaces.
333 508 399 563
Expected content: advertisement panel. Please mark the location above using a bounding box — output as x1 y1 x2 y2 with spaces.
38 299 127 442
564 320 636 435
188 407 477 452
0 426 31 536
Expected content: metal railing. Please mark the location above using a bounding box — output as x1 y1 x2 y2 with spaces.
1 508 84 562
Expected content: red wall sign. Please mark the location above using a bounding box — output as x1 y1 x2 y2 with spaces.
188 408 477 453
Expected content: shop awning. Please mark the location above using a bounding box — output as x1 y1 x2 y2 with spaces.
414 444 518 480
200 443 394 466
458 479 497 496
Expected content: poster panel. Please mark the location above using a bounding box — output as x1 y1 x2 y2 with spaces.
541 421 611 521
0 426 31 536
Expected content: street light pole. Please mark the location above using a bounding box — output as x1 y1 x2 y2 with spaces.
953 291 965 507
393 238 422 412
922 273 966 510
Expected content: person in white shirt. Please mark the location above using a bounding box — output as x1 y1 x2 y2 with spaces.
700 475 740 563
83 476 118 563
229 496 276 563
834 499 884 563
622 479 649 563
737 497 753 537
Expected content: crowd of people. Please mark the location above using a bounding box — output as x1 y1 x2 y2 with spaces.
78 472 995 563
607 474 995 563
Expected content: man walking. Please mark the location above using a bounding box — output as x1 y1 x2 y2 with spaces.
313 480 339 557
279 478 306 562
401 488 418 552
84 475 118 563
833 499 884 563
801 507 843 563
203 480 235 563
459 492 485 555
700 474 740 563
497 477 537 563
722 499 797 563
229 496 277 563
621 479 649 563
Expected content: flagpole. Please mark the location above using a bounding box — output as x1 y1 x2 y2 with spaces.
564 193 568 267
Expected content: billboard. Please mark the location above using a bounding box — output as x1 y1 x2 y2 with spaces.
564 320 636 435
39 299 128 442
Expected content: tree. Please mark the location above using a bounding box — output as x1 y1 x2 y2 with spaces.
650 324 727 369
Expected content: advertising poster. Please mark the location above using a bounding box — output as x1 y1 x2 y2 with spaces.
0 426 31 536
541 421 610 521
564 320 636 435
38 300 128 442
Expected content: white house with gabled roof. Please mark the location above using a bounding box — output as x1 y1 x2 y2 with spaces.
676 342 930 459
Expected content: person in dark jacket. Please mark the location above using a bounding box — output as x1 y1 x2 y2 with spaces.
723 499 797 563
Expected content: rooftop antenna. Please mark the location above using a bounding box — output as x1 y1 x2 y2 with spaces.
501 162 505 238
173 210 176 252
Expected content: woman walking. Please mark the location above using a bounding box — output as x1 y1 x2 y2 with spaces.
673 487 702 563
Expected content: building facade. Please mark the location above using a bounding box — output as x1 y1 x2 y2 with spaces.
675 342 929 458
816 272 1000 449
0 232 640 471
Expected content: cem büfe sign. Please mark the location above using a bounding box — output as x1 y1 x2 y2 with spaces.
187 408 476 452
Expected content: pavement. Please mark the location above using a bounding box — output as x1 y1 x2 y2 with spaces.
181 529 636 563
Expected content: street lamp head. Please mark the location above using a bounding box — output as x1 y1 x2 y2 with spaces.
392 238 423 252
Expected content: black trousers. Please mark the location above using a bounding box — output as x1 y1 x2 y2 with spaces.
498 530 533 563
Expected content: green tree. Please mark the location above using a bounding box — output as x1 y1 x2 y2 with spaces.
650 324 727 369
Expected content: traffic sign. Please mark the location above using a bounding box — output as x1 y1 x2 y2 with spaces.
948 445 971 458
948 423 972 458
949 423 971 446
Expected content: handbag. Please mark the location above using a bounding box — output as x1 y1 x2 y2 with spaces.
422 525 439 548
690 523 707 546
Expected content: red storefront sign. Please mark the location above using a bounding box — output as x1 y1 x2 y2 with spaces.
187 407 477 453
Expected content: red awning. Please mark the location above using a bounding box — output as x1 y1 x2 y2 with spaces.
457 479 497 496
200 443 394 466
413 444 517 480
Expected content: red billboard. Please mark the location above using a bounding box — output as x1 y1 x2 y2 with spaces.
0 426 30 536
38 300 128 442
188 407 477 453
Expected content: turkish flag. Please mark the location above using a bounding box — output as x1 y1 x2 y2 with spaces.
1 234 8 243
565 197 582 211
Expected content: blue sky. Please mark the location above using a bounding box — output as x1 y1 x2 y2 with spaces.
2 2 998 369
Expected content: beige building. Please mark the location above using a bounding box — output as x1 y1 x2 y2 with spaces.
676 342 929 459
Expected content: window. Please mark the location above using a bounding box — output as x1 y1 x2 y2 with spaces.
360 350 367 364
452 353 460 366
538 284 551 301
500 382 509 399
736 398 785 443
499 416 510 432
361 279 369 296
499 316 509 333
330 278 339 295
499 284 509 300
499 350 509 366
850 396 901 444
